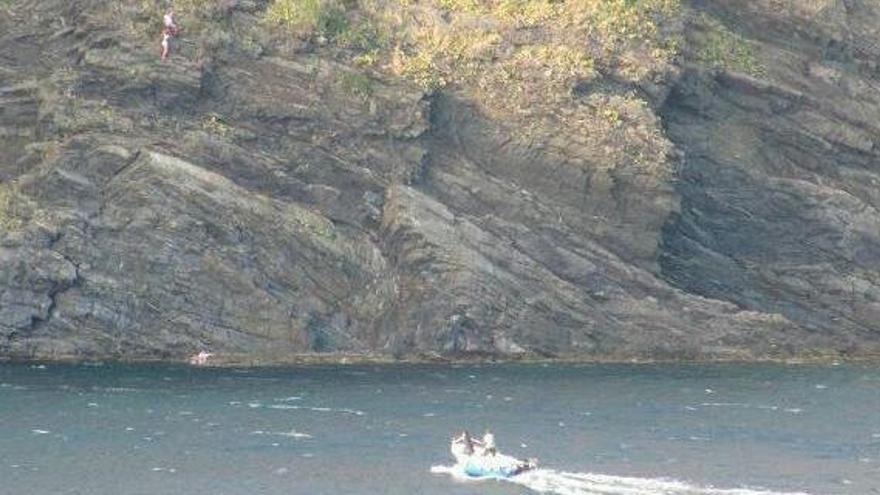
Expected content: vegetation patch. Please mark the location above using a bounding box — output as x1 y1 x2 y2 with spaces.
366 0 678 113
265 0 349 41
338 71 373 101
201 112 233 136
258 0 681 114
690 13 764 77
292 206 337 241
0 182 30 231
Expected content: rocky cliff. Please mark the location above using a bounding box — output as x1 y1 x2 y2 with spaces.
1 0 878 362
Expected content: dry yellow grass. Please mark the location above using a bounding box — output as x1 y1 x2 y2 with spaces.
262 0 682 115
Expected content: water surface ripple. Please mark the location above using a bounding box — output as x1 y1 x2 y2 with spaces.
1 362 878 494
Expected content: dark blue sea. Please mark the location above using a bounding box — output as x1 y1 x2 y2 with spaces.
1 362 878 494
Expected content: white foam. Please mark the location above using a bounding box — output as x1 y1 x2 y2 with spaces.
694 403 791 413
266 404 293 410
31 429 50 435
511 469 811 495
97 386 141 393
432 464 811 495
277 429 312 438
252 429 312 438
443 388 469 394
276 396 303 402
266 404 365 416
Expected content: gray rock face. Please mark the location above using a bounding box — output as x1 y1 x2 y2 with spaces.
660 0 880 355
0 0 878 361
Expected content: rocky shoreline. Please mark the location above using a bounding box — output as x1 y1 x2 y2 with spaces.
4 349 880 368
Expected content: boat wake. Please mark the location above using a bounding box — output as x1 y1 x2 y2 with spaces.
430 464 810 495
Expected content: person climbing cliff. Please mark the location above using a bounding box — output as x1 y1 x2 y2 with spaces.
160 8 179 61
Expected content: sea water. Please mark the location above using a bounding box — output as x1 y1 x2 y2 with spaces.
0 362 878 495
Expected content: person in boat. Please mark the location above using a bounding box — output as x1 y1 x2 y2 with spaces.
452 430 477 455
482 429 496 456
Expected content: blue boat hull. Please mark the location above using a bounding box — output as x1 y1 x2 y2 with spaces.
463 461 528 478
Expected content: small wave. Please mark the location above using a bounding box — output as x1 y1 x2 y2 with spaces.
691 403 794 413
276 396 303 402
93 386 142 393
31 429 50 435
432 464 809 495
251 429 312 439
277 429 312 438
266 404 365 416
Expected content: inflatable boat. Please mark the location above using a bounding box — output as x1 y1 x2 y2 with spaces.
450 434 537 479
462 455 536 478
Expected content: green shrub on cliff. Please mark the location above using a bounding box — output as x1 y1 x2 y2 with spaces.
257 0 681 114
0 182 26 231
266 0 349 40
351 0 680 113
691 13 764 76
339 71 374 100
